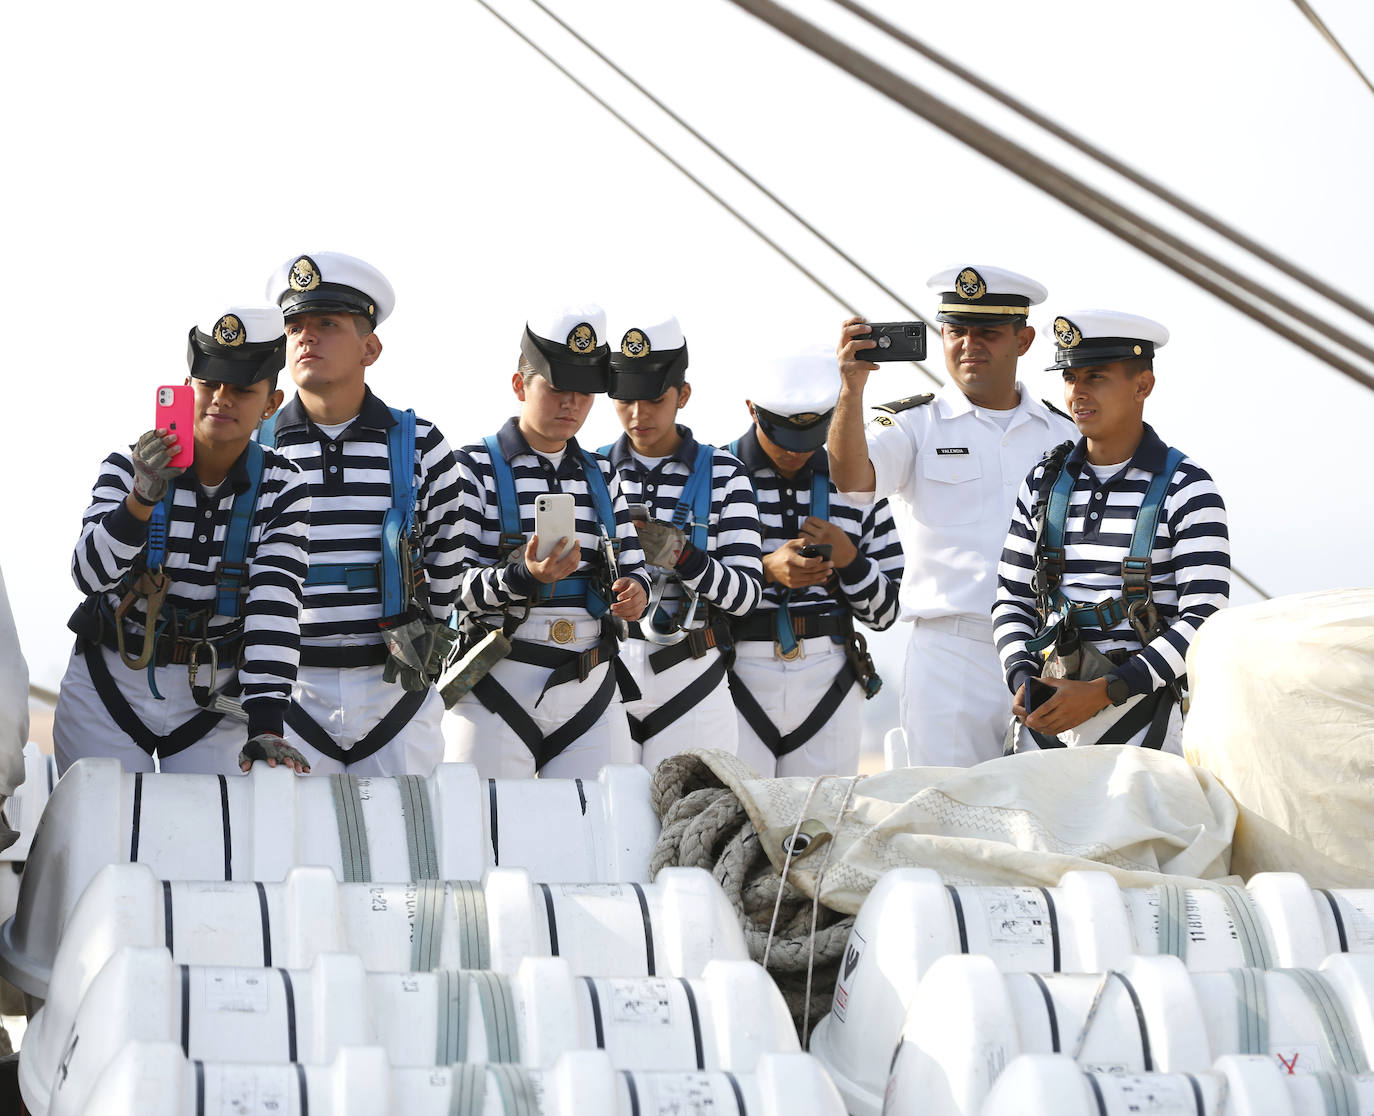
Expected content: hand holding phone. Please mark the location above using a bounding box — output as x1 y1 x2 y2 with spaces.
856 321 928 363
533 493 577 561
155 385 195 468
798 543 833 560
1025 676 1057 713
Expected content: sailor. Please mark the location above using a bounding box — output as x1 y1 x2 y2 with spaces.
55 305 311 775
599 312 763 770
261 252 465 775
727 349 903 778
993 310 1230 753
442 305 650 778
829 265 1077 768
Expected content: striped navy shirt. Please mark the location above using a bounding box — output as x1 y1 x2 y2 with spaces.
993 424 1230 697
452 418 650 627
730 428 903 631
71 443 310 719
602 428 763 621
263 388 466 651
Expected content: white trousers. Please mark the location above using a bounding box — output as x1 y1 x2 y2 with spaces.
899 616 1010 769
285 663 445 777
53 644 253 775
1011 697 1184 755
620 637 738 773
442 611 637 779
731 636 862 779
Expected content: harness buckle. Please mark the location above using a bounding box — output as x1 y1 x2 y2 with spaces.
216 562 249 595
774 640 805 662
577 646 601 683
549 618 576 645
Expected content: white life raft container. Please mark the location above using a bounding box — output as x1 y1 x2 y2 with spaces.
880 952 1374 1116
51 1046 846 1116
0 743 59 934
21 951 798 1116
36 861 746 1023
978 1052 1374 1115
809 867 1374 1116
0 758 659 998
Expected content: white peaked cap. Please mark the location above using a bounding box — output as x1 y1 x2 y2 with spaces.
527 303 608 349
266 251 396 325
749 347 841 415
196 304 285 346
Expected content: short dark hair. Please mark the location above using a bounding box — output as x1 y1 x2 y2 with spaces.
1122 357 1153 375
353 314 375 338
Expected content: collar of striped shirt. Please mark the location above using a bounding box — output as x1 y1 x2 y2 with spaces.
492 415 592 465
271 385 397 436
178 441 262 494
1062 421 1168 476
603 425 700 471
731 426 830 482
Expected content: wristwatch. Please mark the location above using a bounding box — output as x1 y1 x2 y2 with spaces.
1105 675 1132 707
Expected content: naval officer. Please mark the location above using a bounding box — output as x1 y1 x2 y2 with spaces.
829 265 1077 768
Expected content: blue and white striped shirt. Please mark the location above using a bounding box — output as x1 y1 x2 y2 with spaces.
993 424 1230 697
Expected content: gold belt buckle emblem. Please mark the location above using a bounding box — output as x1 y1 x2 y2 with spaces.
549 618 577 644
774 640 805 662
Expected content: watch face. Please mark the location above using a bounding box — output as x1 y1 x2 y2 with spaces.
1107 678 1131 706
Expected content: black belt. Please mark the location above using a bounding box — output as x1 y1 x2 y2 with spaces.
81 640 237 759
727 656 857 759
628 616 734 675
94 622 243 669
730 611 850 642
299 644 390 669
285 688 429 766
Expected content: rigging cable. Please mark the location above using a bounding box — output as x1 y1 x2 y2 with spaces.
1289 0 1374 100
829 0 1374 331
724 0 1374 396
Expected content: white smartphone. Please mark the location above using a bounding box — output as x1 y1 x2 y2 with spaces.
533 493 577 561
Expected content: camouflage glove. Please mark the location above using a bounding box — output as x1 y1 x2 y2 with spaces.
381 617 458 691
634 520 688 569
238 732 311 773
131 429 185 505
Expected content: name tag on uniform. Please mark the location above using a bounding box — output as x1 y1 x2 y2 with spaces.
935 447 969 455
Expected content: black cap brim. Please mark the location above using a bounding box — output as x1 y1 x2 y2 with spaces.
186 328 286 386
755 406 833 452
279 282 378 326
521 328 609 394
1046 338 1155 370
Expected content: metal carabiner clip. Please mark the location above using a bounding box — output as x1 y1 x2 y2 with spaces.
641 574 699 646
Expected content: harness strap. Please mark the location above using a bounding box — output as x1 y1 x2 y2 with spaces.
628 655 728 744
82 641 232 757
451 881 492 970
1229 966 1269 1055
448 1063 487 1116
471 662 618 773
645 615 733 673
285 688 427 766
470 971 522 1062
1027 687 1173 751
411 880 446 970
396 773 440 881
435 968 469 1066
303 564 380 590
727 655 857 758
775 470 831 657
329 775 372 883
674 444 715 550
731 610 852 642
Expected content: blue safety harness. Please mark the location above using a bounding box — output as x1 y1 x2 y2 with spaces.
484 435 617 617
1028 445 1185 653
260 408 418 619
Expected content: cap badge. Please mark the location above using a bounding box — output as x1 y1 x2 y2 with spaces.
1054 317 1083 349
791 412 820 425
620 329 651 358
212 314 245 348
288 255 321 293
567 323 597 353
956 268 987 300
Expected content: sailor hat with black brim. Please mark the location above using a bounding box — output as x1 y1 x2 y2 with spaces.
521 304 610 393
1045 309 1170 370
606 313 689 400
927 264 1048 326
266 251 396 328
749 348 841 453
186 304 287 386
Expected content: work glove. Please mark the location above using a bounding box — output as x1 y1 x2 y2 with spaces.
238 732 311 773
634 520 688 570
131 429 185 505
381 616 459 691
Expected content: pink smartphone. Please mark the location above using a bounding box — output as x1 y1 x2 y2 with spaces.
155 385 195 468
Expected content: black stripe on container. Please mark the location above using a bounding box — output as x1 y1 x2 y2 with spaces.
280 968 298 1062
539 883 560 956
179 963 190 1056
631 883 656 976
680 978 705 1069
725 1071 748 1114
488 779 500 865
1086 1071 1108 1116
194 1059 205 1116
1028 972 1060 1053
1319 889 1350 952
584 977 605 1048
1185 1073 1204 1116
1037 886 1062 973
131 773 144 862
1113 971 1154 1071
575 778 587 816
945 885 968 952
623 1069 640 1116
162 880 175 954
218 775 232 880
256 881 272 967
295 1062 309 1116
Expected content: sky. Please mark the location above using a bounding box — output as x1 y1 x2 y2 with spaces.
3 1 1372 742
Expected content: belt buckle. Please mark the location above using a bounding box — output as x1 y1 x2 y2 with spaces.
774 639 805 662
549 618 577 645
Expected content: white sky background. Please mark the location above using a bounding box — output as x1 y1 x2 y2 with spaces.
3 0 1372 722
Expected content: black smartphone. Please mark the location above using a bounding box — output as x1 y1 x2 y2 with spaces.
859 321 928 363
1025 677 1056 712
798 543 833 560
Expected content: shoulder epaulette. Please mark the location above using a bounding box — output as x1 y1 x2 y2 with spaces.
874 393 934 414
1040 398 1072 420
